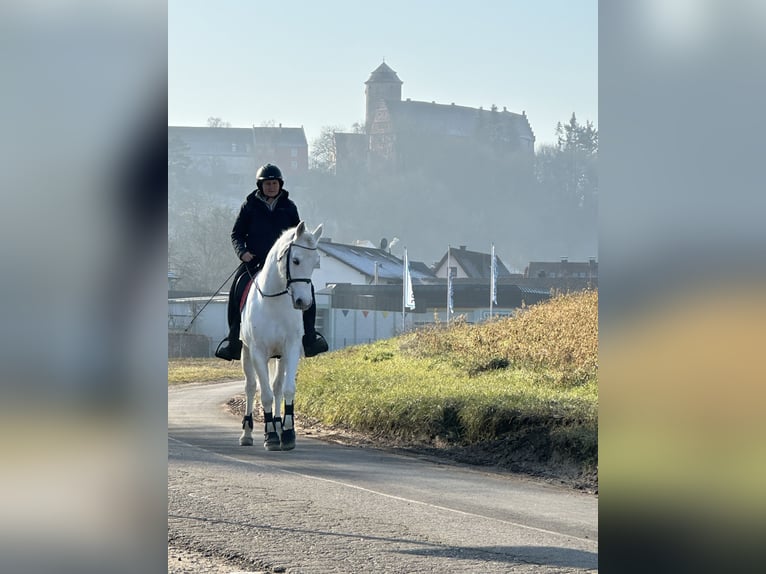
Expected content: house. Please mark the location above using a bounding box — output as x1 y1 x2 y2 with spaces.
313 238 436 289
432 245 518 280
168 124 309 196
525 257 598 280
252 125 309 181
168 126 259 196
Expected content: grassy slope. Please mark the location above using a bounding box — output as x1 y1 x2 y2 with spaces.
297 290 598 473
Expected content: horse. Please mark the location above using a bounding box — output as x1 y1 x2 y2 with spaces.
238 221 323 450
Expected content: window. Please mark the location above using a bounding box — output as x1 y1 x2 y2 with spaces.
290 148 298 157
291 160 298 169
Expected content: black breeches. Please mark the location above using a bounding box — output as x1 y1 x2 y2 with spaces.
302 284 317 339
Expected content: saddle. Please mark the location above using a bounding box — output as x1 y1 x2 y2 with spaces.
237 263 262 313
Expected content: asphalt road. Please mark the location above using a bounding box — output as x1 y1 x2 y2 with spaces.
169 381 598 573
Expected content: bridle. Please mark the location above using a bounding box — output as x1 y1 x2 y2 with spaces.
256 242 317 298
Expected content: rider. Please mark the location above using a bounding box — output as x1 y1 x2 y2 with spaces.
214 163 328 361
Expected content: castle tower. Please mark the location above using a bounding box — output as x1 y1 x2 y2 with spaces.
364 62 403 133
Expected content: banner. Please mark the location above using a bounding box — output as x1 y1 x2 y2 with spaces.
403 248 416 310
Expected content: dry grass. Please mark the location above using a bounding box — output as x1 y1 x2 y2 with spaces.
168 358 242 385
400 289 598 385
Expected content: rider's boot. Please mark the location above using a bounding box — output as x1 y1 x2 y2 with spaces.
215 323 242 361
302 331 328 357
302 298 328 357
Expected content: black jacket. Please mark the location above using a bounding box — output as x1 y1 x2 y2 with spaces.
231 189 301 265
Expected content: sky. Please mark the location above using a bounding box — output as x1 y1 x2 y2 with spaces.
169 0 597 149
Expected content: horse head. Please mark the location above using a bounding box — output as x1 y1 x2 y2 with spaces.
283 221 323 310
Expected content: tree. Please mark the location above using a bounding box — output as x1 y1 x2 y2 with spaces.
555 113 598 155
533 114 598 259
545 113 598 208
309 125 342 173
207 116 231 128
169 204 238 292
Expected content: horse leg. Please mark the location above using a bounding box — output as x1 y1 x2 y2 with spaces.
270 358 284 439
254 354 280 451
239 345 257 446
279 348 301 451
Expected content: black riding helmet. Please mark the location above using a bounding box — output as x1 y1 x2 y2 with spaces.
256 163 284 191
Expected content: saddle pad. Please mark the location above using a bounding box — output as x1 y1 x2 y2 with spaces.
239 277 254 313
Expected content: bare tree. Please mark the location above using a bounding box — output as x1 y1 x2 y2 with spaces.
207 116 231 128
309 125 343 173
169 203 238 293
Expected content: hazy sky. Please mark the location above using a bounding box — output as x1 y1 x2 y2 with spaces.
169 0 597 148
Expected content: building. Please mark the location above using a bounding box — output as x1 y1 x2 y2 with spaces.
168 125 309 197
432 245 518 280
251 126 309 181
335 62 536 172
314 238 436 289
168 126 259 196
525 257 598 280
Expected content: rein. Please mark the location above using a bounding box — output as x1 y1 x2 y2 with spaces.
256 242 317 298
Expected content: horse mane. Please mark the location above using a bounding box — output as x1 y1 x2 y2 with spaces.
264 222 317 270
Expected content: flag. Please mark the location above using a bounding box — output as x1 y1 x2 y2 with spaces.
447 247 454 315
403 248 416 310
490 244 498 305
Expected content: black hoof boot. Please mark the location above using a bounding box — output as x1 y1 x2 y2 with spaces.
263 416 280 451
264 430 280 451
280 426 296 451
280 429 296 450
280 407 296 450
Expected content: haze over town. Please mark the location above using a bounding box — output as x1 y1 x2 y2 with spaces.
169 0 597 148
169 1 598 291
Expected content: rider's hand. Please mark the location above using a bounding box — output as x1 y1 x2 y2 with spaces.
241 252 254 263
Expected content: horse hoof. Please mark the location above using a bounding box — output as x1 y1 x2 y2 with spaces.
239 436 253 446
264 432 281 451
280 429 296 451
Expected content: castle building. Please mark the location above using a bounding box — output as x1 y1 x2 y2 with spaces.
335 62 535 174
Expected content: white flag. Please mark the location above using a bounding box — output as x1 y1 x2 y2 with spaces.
447 246 453 315
403 248 416 310
490 244 498 305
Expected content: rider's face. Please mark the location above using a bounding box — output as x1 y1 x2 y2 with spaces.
262 179 280 197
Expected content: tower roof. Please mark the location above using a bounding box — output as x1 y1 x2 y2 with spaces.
365 62 402 85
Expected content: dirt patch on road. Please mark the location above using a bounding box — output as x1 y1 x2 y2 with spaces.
226 395 597 494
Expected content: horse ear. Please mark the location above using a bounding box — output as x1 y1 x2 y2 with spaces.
312 223 323 241
295 221 306 239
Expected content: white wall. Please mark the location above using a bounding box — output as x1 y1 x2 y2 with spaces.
313 254 368 289
168 298 228 355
